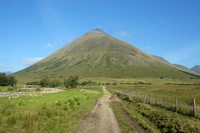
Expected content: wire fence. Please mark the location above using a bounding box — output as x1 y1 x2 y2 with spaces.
110 89 199 118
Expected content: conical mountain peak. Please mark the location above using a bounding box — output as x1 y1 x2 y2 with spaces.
14 29 199 83
85 28 108 35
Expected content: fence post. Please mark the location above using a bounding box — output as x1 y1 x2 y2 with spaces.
193 98 196 117
175 97 178 112
133 92 135 98
163 97 165 108
155 96 158 105
149 95 151 104
143 95 146 103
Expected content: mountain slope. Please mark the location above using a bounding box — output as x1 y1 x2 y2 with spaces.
14 29 199 83
191 65 200 74
152 56 200 76
173 64 200 75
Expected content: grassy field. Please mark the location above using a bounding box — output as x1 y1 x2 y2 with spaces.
0 86 103 133
107 78 200 116
1 77 200 132
112 101 200 133
106 78 200 132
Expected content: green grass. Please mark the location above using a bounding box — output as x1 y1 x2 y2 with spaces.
0 86 103 133
135 103 200 132
106 78 200 117
112 102 160 133
107 78 200 132
111 93 200 133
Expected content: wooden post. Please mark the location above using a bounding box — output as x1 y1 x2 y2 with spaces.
149 95 151 104
193 98 196 117
163 97 165 108
155 96 158 105
175 97 178 112
143 95 146 103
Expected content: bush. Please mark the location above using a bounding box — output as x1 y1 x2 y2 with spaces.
80 80 98 86
64 76 79 88
0 73 17 86
38 78 61 87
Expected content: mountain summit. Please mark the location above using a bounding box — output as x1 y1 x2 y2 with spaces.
14 29 199 82
85 28 108 35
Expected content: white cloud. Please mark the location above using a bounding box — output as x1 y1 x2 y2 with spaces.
21 57 44 66
44 43 54 49
119 31 130 37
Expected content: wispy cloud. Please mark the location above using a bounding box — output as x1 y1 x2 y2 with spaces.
0 64 11 72
118 31 130 37
144 45 152 50
21 57 44 66
0 64 9 69
44 42 54 49
164 40 200 67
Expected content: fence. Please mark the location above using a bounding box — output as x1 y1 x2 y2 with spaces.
110 89 199 118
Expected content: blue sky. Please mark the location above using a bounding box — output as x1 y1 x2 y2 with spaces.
0 0 200 72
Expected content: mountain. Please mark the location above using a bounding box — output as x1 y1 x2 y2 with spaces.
173 64 200 75
150 56 200 76
152 55 170 64
0 71 12 75
14 29 200 83
5 71 12 75
191 65 200 74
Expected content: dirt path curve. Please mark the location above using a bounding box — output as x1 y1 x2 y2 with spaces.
76 86 121 133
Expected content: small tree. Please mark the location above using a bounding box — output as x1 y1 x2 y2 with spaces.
50 79 61 87
7 75 17 87
64 76 79 88
40 77 50 87
0 73 8 86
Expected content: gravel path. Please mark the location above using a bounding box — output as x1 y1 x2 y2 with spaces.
77 86 121 133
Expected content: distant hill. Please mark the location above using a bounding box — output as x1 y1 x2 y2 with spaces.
13 29 200 83
173 64 200 75
152 56 200 76
0 71 12 75
191 65 200 74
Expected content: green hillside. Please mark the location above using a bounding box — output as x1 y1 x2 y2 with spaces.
14 29 199 83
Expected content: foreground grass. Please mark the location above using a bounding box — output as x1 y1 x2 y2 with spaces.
112 96 200 133
107 78 200 132
112 102 160 133
106 78 200 118
0 86 103 133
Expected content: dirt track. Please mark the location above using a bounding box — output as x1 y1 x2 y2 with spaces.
77 86 121 133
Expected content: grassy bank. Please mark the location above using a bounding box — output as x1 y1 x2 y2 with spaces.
111 94 200 133
107 78 200 117
0 86 103 133
108 78 200 132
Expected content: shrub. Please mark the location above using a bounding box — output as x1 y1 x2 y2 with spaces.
0 73 17 86
64 76 79 88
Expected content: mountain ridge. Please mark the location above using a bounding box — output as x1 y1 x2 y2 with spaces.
191 65 200 74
